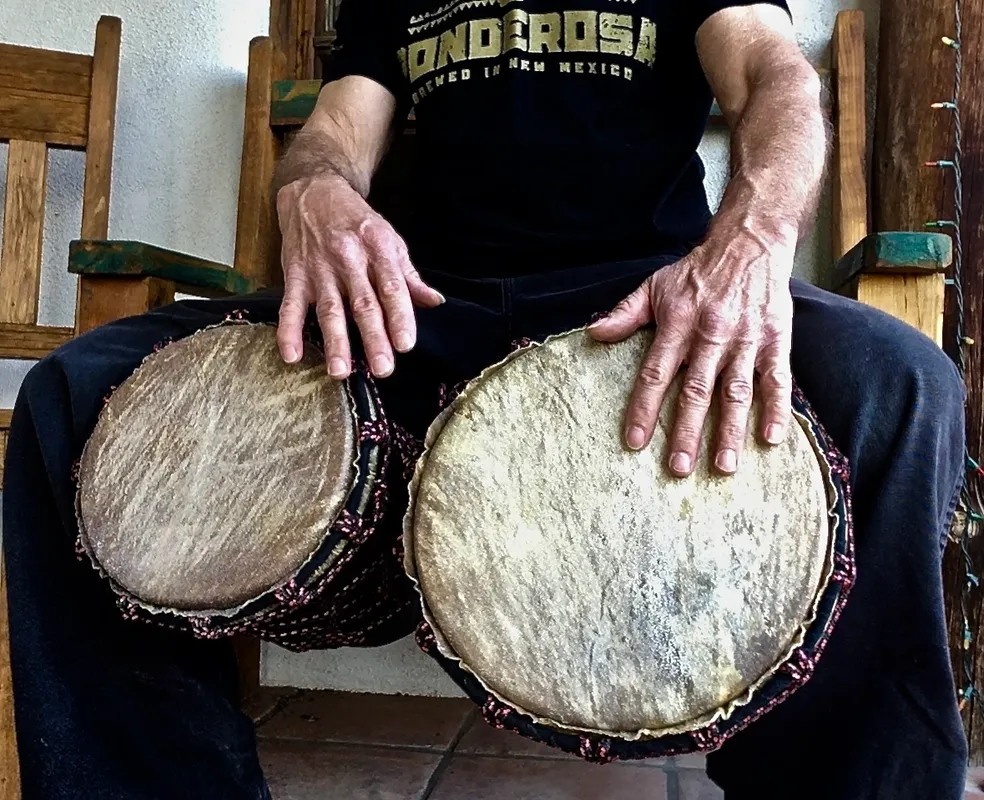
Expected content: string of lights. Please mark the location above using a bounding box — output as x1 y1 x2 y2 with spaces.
924 0 984 720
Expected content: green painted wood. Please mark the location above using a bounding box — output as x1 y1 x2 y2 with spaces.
832 231 953 288
271 79 321 126
68 240 255 298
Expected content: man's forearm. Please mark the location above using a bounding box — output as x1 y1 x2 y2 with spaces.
271 79 399 201
710 62 829 251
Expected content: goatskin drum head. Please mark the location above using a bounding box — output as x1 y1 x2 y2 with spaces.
77 324 357 613
405 328 836 739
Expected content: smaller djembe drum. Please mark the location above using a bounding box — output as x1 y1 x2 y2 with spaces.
404 328 854 761
75 322 418 650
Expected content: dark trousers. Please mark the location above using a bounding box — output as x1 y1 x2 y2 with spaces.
3 258 968 799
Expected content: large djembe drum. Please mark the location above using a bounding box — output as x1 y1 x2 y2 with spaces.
75 321 417 649
404 328 854 761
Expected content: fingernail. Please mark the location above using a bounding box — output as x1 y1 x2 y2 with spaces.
626 426 646 450
716 449 737 473
436 292 447 305
374 356 394 377
670 452 692 474
587 318 605 329
328 358 348 378
284 345 299 363
394 333 414 352
765 424 784 444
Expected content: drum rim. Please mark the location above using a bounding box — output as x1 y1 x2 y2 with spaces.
74 319 388 632
404 327 854 753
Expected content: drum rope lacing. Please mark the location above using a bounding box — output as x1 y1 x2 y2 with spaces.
928 0 984 723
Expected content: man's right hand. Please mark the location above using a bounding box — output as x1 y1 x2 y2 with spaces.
275 172 444 381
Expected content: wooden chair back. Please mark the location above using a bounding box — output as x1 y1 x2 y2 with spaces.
0 16 122 799
0 15 123 479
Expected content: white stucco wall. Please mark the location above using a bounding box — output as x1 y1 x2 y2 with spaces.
1 0 878 696
0 0 270 406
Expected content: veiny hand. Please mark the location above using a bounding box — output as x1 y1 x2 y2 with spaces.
589 230 796 477
276 173 444 379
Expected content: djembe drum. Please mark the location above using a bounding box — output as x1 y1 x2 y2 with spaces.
75 321 418 650
404 328 854 761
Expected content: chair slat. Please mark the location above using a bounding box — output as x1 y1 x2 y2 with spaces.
0 87 89 147
0 43 93 99
832 10 868 261
0 140 48 324
0 323 74 359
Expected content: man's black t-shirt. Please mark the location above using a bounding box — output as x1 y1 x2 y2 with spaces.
322 0 789 277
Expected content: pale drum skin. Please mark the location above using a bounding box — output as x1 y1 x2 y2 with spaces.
407 329 836 739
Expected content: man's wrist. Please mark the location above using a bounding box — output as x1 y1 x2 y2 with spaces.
272 129 371 200
708 200 800 254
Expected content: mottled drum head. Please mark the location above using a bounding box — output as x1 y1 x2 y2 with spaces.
405 329 854 760
78 324 357 614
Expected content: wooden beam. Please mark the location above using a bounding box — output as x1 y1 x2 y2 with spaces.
939 0 984 765
0 140 48 325
873 0 954 234
876 0 984 767
0 323 73 359
832 10 868 261
269 0 318 80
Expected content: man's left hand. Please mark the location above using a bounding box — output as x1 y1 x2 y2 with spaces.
588 229 796 477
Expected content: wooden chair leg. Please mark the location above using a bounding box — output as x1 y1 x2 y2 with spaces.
234 636 262 705
76 276 175 336
1 555 21 800
852 273 946 347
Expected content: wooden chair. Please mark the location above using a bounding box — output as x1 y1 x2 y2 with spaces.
0 16 254 800
0 9 951 799
0 17 128 797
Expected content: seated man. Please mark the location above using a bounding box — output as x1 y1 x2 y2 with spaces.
2 1 969 798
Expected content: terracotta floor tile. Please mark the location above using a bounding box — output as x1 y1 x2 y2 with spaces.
677 768 724 800
428 755 668 800
258 690 474 751
259 739 440 800
455 718 666 766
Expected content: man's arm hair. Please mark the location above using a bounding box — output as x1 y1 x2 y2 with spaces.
271 76 399 200
696 5 829 246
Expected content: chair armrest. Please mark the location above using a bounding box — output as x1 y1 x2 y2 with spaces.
832 232 952 290
69 240 256 298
